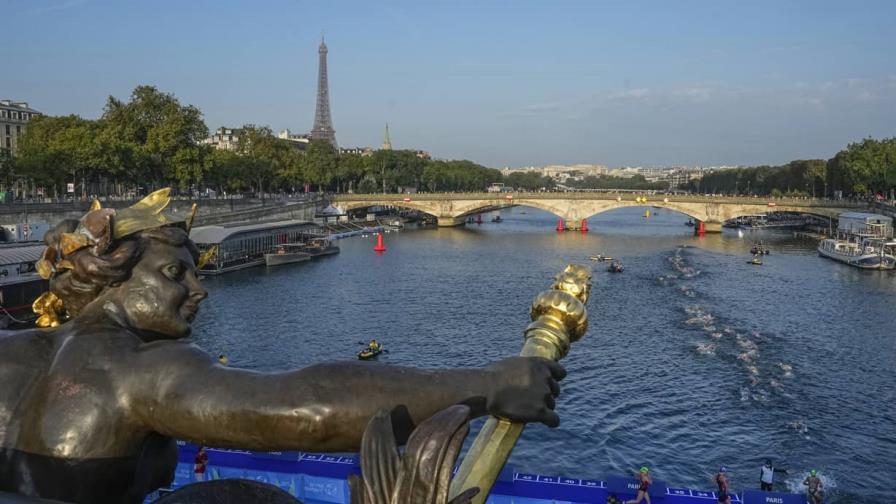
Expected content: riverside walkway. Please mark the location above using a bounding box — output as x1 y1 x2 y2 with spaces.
330 192 863 231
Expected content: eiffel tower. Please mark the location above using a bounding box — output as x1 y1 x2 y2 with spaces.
310 36 337 147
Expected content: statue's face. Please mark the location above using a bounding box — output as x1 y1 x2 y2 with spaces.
108 240 207 338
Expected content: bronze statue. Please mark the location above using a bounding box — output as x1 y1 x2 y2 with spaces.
348 405 480 504
0 190 565 504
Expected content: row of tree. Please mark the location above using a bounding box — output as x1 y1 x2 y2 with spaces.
566 174 669 191
2 85 536 198
6 85 894 199
11 86 208 197
684 138 896 198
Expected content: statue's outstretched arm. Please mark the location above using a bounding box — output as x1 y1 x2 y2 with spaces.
129 342 562 452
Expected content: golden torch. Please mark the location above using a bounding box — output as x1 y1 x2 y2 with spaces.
448 264 592 503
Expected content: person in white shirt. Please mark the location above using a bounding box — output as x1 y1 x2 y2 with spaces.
759 459 788 491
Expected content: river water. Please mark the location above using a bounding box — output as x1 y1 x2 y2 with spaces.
192 207 896 503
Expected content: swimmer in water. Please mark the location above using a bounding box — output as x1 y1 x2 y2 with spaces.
803 469 823 503
624 467 652 504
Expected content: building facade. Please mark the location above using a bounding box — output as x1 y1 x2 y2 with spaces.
0 100 40 156
278 129 311 146
202 127 242 150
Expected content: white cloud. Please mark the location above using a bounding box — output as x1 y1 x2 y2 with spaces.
611 88 650 100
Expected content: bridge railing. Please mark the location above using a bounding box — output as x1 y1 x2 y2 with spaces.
331 192 865 208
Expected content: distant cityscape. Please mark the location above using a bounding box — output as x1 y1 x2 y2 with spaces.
500 164 738 188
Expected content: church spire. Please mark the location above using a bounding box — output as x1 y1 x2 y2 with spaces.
382 123 392 150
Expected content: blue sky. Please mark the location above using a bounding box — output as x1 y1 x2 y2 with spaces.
4 0 895 167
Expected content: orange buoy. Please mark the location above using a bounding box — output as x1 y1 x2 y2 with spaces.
696 221 705 236
373 233 386 252
556 219 565 232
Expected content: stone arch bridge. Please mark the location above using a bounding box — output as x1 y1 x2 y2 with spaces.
331 193 863 232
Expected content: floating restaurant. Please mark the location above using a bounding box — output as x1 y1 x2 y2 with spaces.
190 220 323 275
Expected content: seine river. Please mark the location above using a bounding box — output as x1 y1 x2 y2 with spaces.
192 207 895 503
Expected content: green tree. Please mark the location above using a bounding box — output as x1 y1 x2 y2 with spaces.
236 125 296 197
305 140 337 191
15 114 106 197
568 174 667 191
505 172 555 191
337 153 370 193
827 137 896 197
102 85 210 191
206 148 248 193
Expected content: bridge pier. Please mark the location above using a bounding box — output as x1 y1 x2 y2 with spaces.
695 221 722 235
437 216 465 227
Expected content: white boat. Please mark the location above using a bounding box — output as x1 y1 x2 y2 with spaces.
265 244 312 267
817 212 896 270
817 236 896 270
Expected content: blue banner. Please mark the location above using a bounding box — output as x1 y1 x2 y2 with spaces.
742 489 806 504
605 475 668 497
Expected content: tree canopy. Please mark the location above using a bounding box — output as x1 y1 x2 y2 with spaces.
9 85 895 200
685 138 896 198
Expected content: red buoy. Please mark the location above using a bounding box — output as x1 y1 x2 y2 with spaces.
556 219 565 232
373 233 386 252
696 221 706 236
580 219 589 233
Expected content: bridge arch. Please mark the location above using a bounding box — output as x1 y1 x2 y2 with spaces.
330 194 861 231
454 200 569 221
578 202 705 222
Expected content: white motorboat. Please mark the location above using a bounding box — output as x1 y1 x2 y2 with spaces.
817 237 896 270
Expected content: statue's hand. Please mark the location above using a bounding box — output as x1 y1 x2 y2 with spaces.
484 357 566 427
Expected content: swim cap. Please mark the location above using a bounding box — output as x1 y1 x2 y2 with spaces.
810 469 817 476
720 466 728 473
640 467 649 474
